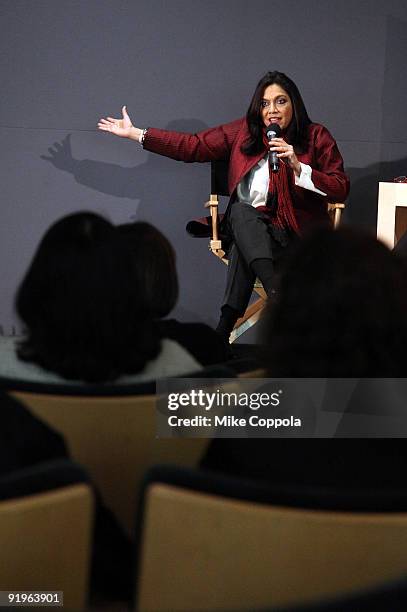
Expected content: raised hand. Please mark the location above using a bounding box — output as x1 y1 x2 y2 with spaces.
98 105 139 139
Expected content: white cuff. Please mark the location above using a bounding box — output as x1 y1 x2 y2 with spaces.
295 163 327 196
138 128 147 145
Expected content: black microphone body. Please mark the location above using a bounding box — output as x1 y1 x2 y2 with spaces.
265 123 282 173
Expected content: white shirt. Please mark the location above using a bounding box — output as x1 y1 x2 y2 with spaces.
236 157 326 208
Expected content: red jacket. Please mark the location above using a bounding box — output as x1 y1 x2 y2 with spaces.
144 117 350 231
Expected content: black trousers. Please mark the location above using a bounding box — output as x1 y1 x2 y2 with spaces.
222 201 288 315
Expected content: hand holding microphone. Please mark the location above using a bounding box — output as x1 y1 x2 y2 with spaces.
265 123 301 176
265 123 281 173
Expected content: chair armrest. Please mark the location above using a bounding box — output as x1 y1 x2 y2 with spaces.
328 202 346 228
205 194 226 258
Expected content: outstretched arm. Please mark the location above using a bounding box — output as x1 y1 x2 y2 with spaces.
98 106 243 163
98 106 145 142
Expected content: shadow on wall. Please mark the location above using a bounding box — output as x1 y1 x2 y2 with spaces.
41 115 407 333
41 118 209 212
40 118 228 328
41 118 407 233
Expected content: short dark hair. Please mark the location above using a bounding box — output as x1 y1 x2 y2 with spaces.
263 226 407 377
242 71 311 156
118 221 179 318
16 212 160 382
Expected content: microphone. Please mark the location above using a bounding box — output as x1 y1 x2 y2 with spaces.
265 123 282 173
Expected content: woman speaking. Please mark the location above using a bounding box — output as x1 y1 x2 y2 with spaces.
98 71 349 341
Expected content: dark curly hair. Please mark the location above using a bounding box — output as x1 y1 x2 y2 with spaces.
16 212 160 382
263 226 407 377
242 71 312 156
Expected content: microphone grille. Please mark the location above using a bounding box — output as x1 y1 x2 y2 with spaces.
265 123 282 138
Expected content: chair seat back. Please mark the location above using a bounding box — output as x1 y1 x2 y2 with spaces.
11 390 208 535
0 461 93 610
136 466 407 611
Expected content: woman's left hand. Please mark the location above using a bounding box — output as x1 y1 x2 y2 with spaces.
269 137 301 177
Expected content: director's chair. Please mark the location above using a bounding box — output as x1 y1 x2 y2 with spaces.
187 160 345 343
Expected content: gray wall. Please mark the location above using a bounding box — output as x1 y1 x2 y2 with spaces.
1 0 407 334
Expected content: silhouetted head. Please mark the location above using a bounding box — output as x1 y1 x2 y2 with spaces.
263 226 407 377
16 212 160 382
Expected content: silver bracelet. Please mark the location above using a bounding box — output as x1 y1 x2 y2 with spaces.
139 128 148 145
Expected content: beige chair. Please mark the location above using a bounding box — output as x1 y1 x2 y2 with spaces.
135 465 407 611
0 461 93 611
10 386 210 536
199 160 345 342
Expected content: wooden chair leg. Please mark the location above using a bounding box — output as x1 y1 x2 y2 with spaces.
229 297 267 343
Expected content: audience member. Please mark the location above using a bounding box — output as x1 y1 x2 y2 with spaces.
118 221 232 364
265 225 407 377
201 226 407 485
0 212 200 384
